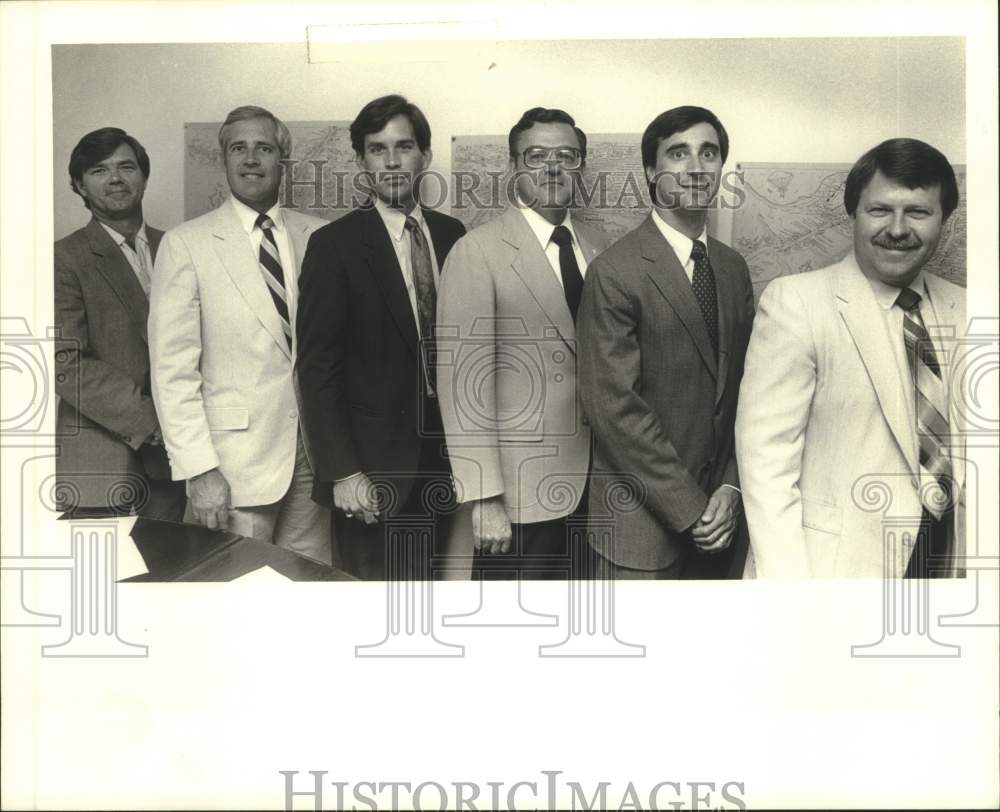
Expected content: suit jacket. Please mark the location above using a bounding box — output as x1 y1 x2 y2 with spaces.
296 206 467 510
735 254 967 578
149 198 326 507
54 217 169 508
577 214 755 572
437 206 611 524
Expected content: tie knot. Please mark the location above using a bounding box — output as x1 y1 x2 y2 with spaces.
404 215 420 232
551 225 573 248
691 239 707 260
256 213 274 232
895 287 922 313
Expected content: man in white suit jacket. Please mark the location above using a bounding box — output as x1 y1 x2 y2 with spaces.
150 106 331 564
736 138 966 579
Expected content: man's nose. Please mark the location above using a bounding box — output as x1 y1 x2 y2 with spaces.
386 150 401 168
886 211 909 238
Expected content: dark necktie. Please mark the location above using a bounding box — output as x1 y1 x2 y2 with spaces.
690 239 719 354
550 225 583 323
255 214 292 351
404 215 437 396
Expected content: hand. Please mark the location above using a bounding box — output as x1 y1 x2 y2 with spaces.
690 486 741 553
188 468 231 531
333 472 380 525
472 496 512 555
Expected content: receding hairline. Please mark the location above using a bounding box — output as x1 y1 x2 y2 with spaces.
219 115 281 150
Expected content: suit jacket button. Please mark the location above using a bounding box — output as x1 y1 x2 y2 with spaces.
582 417 590 426
911 477 918 488
289 409 297 419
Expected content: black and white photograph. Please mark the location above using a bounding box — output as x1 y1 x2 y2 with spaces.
1 0 997 809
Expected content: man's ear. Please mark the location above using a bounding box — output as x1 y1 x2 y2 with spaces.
420 147 433 170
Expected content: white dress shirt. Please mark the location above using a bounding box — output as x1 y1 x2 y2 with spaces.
517 204 589 283
373 199 440 337
230 196 298 321
650 208 708 283
100 221 153 295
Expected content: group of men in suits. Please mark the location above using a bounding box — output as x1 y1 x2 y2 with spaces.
54 97 967 580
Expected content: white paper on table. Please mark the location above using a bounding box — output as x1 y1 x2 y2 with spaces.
114 515 149 579
231 565 293 584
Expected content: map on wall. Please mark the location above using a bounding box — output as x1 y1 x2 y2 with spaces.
184 121 356 222
451 133 650 239
731 162 967 303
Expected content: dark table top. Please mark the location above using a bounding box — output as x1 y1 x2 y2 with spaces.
68 515 356 582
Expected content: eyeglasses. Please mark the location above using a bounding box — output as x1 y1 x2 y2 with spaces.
520 147 583 170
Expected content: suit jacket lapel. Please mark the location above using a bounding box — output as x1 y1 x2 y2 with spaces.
283 212 312 279
361 207 419 357
211 201 292 362
835 258 918 473
147 227 164 263
638 215 718 380
708 238 736 404
84 218 150 344
502 206 577 353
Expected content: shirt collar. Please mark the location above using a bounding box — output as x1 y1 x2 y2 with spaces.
230 195 284 237
517 203 577 251
650 209 708 265
99 221 148 248
860 259 928 311
373 198 424 243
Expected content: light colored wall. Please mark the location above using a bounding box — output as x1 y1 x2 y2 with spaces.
52 37 965 240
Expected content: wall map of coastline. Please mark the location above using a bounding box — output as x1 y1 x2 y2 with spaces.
732 162 966 302
451 134 649 239
185 121 355 221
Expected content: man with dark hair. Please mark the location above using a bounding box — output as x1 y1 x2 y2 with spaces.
577 105 754 580
150 105 332 564
54 127 185 519
736 137 966 578
437 106 611 580
296 94 466 580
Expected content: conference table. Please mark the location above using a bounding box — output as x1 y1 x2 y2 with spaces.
61 510 355 582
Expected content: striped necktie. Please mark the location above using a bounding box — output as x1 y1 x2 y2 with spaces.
255 213 293 351
895 287 952 519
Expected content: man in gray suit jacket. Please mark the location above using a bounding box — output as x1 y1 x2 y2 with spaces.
54 128 185 520
578 106 755 579
438 107 611 580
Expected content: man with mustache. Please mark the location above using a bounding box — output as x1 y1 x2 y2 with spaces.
296 95 466 580
577 106 754 579
54 127 185 520
735 138 966 578
150 106 331 564
437 107 611 580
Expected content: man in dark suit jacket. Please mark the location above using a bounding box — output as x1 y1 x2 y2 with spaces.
577 106 755 579
54 127 185 520
296 95 466 580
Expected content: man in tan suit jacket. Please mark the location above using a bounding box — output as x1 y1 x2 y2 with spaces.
437 107 611 580
150 106 331 564
736 138 966 578
55 127 185 520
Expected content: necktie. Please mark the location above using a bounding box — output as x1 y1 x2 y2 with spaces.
895 287 952 520
255 214 293 351
124 236 151 297
550 225 583 322
404 215 436 396
690 240 719 354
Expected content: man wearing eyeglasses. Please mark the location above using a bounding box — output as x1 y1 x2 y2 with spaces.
577 106 755 580
437 107 612 580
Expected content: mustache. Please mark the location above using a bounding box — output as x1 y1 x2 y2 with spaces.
872 235 922 250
